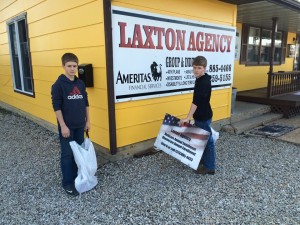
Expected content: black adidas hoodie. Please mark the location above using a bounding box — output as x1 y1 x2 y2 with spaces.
51 74 89 128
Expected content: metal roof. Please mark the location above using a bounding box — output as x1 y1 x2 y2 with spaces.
220 0 300 34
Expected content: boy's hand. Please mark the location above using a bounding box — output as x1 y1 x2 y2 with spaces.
85 121 91 132
61 125 70 138
179 118 189 127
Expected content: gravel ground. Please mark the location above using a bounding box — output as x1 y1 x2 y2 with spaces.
0 107 299 225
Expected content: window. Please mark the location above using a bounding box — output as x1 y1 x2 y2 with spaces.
7 13 34 95
240 24 287 65
247 27 260 63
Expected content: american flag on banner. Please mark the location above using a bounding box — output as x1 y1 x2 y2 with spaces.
161 114 210 147
154 113 210 170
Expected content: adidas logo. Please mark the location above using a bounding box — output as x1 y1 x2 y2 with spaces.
69 86 81 95
68 94 83 99
68 86 83 100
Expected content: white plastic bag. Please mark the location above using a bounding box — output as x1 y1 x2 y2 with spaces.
69 135 98 193
211 127 219 144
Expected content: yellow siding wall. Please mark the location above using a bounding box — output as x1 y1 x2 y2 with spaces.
233 23 296 91
112 0 236 147
0 0 110 148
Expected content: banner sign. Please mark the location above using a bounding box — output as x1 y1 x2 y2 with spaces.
112 6 236 102
154 114 210 170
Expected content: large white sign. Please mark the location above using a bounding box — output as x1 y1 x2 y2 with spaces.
154 114 210 170
112 6 236 102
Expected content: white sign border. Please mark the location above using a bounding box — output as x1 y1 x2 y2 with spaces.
112 6 236 102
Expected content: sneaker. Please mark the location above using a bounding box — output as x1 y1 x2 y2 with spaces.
195 166 215 175
64 185 79 196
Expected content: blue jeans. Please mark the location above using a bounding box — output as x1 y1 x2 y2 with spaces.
58 126 84 188
194 119 216 170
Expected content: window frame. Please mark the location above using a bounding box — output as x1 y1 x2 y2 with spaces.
240 24 287 66
246 26 261 65
7 13 35 97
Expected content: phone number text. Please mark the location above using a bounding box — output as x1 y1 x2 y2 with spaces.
209 64 232 73
211 74 231 82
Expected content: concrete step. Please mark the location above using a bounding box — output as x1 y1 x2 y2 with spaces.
231 101 272 124
224 112 283 134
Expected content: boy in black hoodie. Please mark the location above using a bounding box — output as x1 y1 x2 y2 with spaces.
179 56 215 175
51 53 90 196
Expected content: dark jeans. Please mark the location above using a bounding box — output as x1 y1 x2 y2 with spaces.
194 119 216 170
58 126 84 188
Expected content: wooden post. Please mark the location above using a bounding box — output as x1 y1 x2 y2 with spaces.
103 0 117 155
267 17 278 98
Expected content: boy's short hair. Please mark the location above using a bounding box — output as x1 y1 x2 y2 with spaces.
61 53 78 65
193 56 207 67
